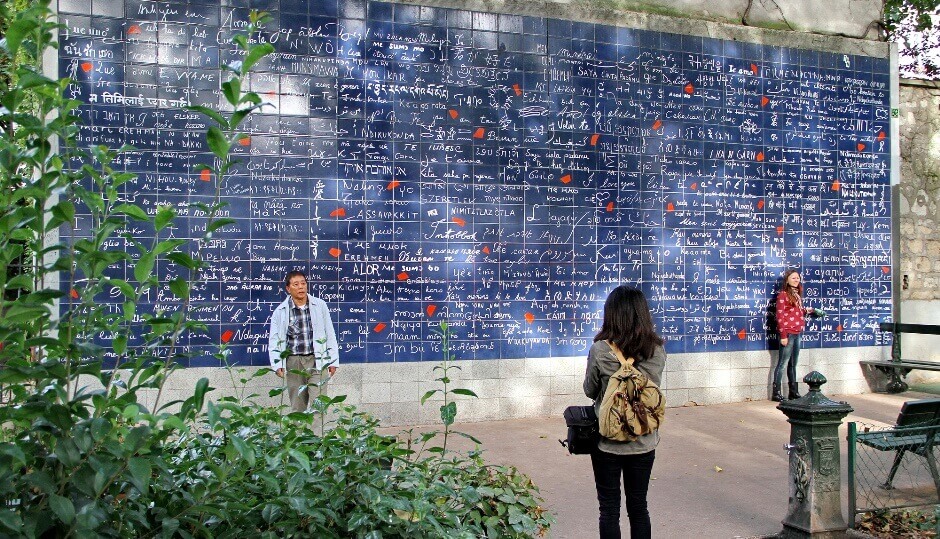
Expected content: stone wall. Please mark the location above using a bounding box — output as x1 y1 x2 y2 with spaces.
898 79 940 367
898 79 940 302
84 0 925 423
496 0 883 38
134 0 897 425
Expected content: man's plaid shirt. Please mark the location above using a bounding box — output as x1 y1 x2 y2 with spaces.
286 300 315 355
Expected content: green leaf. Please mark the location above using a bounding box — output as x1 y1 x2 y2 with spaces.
0 508 24 532
128 457 152 494
1 304 49 323
242 43 275 74
122 404 140 421
166 251 200 270
206 218 236 233
15 70 53 92
122 300 135 322
51 200 76 224
54 438 81 467
134 251 155 284
155 238 186 254
154 205 177 232
185 105 228 128
49 494 75 525
163 415 185 431
191 377 209 414
6 273 33 290
230 109 251 130
420 389 438 405
108 278 136 299
162 518 180 535
261 503 283 524
114 203 149 221
3 18 39 56
286 448 311 472
124 425 151 453
454 431 482 445
206 401 221 427
90 418 110 441
450 388 478 398
221 79 242 106
24 337 60 349
113 334 127 355
168 277 189 300
0 445 27 468
229 434 256 467
206 126 230 160
440 401 457 426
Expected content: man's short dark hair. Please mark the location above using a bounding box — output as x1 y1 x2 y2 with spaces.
284 270 307 288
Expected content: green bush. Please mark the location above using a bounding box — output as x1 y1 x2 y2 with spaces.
0 2 552 537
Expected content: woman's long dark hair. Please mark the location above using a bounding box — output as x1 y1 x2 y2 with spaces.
780 268 803 306
594 285 664 362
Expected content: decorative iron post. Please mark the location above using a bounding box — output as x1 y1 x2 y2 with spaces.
777 371 854 539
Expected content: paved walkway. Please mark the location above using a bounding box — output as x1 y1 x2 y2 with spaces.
439 390 930 538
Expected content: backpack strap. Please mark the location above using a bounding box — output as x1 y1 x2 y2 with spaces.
607 341 635 368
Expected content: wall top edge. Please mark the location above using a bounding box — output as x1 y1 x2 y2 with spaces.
900 77 940 89
385 0 892 59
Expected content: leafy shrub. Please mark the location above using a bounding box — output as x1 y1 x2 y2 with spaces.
0 2 552 537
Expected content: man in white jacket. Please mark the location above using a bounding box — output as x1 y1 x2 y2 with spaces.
268 270 339 412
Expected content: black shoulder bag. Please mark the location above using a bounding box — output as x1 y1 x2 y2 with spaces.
559 405 599 454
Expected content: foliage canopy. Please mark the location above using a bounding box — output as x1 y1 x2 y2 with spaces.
884 0 939 79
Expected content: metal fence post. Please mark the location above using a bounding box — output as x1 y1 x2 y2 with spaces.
847 422 857 529
778 371 854 539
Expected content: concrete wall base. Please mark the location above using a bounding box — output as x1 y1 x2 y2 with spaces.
127 345 887 426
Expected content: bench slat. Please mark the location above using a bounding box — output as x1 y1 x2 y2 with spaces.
858 433 929 451
857 399 940 452
896 399 940 426
879 322 940 335
860 360 940 371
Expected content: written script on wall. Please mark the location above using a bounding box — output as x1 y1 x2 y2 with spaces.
58 0 893 366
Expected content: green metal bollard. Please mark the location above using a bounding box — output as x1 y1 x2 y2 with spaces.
777 371 854 539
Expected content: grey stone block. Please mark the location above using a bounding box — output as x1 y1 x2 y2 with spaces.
359 382 391 404
461 398 503 422
502 395 553 419
660 369 691 390
664 388 692 407
550 394 592 415
680 354 712 371
385 402 421 426
329 383 362 405
744 0 881 38
469 359 501 380
549 375 580 396
388 361 435 383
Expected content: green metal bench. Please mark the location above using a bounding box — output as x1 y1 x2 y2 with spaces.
860 323 940 393
856 398 940 494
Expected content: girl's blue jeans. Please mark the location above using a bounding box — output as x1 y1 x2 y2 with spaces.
774 332 801 386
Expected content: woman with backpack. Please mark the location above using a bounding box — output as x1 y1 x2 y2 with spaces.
583 285 666 539
772 268 820 402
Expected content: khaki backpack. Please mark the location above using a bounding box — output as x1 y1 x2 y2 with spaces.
598 342 666 442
